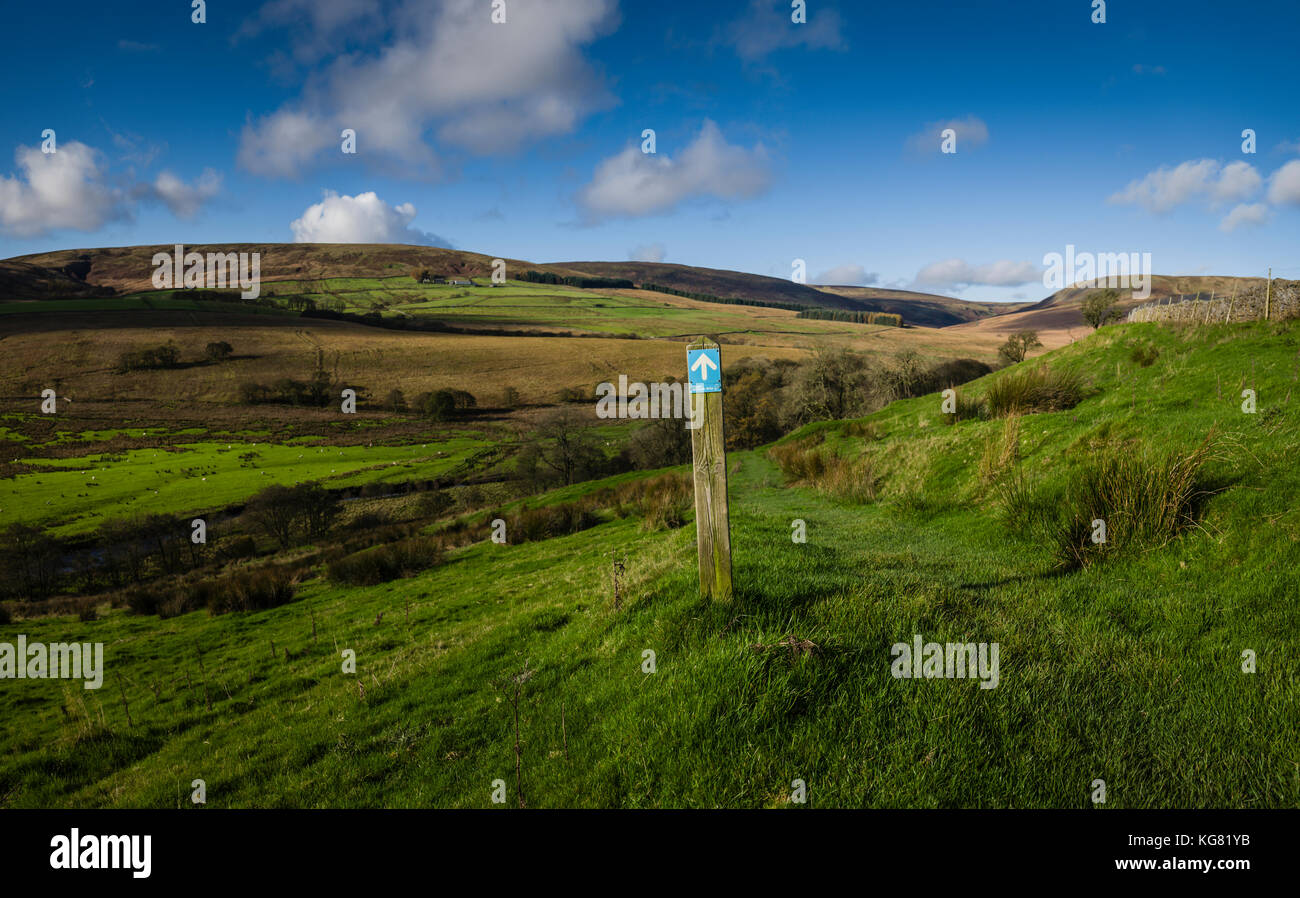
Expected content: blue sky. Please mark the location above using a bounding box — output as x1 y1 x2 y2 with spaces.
1 0 1297 301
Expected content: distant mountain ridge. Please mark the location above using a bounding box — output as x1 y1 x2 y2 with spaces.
0 245 1013 328
813 285 1029 328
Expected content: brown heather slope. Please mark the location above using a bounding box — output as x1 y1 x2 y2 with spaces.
544 260 851 308
814 285 1029 328
0 258 116 300
949 275 1279 349
2 244 575 297
549 260 1023 325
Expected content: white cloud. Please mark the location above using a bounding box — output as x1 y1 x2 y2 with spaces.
912 258 1038 290
577 120 772 220
151 169 222 219
1275 138 1300 155
238 0 618 176
0 141 126 238
1212 161 1262 203
1109 158 1262 213
905 116 989 155
237 110 338 179
1109 159 1216 212
814 264 878 286
1219 203 1270 232
1267 159 1300 205
723 0 846 61
0 139 224 237
290 190 451 245
628 242 666 263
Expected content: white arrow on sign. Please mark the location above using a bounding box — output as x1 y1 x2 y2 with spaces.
691 353 718 380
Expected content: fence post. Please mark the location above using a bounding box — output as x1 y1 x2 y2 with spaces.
687 338 732 601
1265 268 1272 321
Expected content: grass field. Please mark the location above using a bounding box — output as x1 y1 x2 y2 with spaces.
0 285 1004 413
0 429 498 535
2 318 1296 808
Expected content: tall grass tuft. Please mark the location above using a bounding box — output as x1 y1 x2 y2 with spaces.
608 473 693 530
942 392 987 425
986 365 1089 417
1000 434 1220 568
979 414 1021 485
768 437 880 503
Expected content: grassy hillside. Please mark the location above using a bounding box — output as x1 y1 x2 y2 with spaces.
3 317 1296 808
0 281 1006 415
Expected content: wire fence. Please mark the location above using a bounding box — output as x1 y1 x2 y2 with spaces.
1127 279 1300 325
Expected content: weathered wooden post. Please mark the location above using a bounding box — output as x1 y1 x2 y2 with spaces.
1265 267 1272 321
687 337 732 601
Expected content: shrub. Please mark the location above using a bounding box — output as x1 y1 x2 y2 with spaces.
0 603 10 625
116 343 181 373
415 490 455 519
1082 289 1124 329
985 365 1088 417
0 522 62 600
123 583 167 616
998 331 1042 365
204 341 234 362
349 511 393 530
327 537 443 586
204 567 298 614
246 482 341 548
414 389 457 420
218 535 258 562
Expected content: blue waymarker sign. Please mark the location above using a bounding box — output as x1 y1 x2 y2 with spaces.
688 347 721 394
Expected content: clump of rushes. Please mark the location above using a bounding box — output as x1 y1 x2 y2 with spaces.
1000 433 1221 568
985 365 1089 417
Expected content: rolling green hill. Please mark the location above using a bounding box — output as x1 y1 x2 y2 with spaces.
2 316 1296 808
2 245 1009 326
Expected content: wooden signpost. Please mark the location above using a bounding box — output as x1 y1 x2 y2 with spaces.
687 337 732 601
